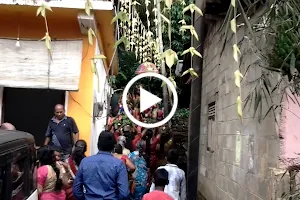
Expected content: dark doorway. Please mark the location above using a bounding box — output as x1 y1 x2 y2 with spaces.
3 88 65 146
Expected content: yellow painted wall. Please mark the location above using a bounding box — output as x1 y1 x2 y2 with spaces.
67 38 96 156
0 5 98 155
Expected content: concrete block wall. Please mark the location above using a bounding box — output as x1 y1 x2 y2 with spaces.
197 9 282 200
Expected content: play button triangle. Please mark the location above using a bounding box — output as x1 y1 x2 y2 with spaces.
140 87 162 113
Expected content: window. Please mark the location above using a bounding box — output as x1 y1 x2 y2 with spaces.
29 144 37 193
207 102 216 153
11 154 26 200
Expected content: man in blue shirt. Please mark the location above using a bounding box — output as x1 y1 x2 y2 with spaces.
73 131 129 200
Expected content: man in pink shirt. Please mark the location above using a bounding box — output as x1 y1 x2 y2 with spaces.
142 168 173 200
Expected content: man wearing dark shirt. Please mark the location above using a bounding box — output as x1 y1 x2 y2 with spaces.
73 131 129 200
44 104 79 160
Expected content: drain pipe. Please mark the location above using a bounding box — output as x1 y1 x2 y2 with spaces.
187 0 207 199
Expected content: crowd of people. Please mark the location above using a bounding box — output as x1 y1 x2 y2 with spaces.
0 86 186 200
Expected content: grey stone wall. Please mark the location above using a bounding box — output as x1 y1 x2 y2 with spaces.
171 118 188 171
197 8 282 200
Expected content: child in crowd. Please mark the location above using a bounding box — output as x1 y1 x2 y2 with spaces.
142 168 173 200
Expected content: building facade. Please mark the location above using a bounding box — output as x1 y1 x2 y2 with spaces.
192 1 300 199
0 0 117 156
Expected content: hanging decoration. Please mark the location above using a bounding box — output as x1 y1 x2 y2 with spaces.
135 62 159 74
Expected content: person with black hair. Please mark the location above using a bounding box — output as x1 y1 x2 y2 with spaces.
113 144 136 172
149 149 186 200
142 168 173 200
132 128 148 151
36 146 66 200
129 140 149 200
148 128 162 186
44 104 79 161
73 131 129 200
62 140 87 200
113 143 136 195
66 140 87 179
123 125 134 152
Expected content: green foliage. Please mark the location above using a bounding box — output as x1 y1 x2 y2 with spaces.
268 0 300 79
135 0 191 57
113 114 132 125
162 0 191 57
115 48 139 89
173 108 189 119
115 48 165 95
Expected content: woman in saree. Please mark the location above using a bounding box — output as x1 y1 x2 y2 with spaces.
149 128 161 183
62 140 87 200
114 144 136 195
129 140 149 200
37 146 66 200
65 140 87 179
113 143 135 171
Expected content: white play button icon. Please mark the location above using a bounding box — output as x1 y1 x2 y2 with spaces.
140 87 162 112
122 72 178 128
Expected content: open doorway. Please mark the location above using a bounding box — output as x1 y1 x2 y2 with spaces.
2 88 65 146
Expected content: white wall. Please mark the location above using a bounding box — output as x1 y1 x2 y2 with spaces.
90 41 112 155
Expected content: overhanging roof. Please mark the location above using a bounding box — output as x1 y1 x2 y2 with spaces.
0 3 118 75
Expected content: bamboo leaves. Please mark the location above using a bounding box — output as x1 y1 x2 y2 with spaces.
231 0 236 8
182 3 203 16
94 55 107 59
90 55 106 73
114 36 130 49
179 19 186 25
111 11 131 24
36 3 52 54
237 96 242 118
176 2 202 80
162 49 178 68
90 59 96 73
161 14 171 24
230 18 237 33
88 28 96 45
231 0 243 119
180 25 199 40
165 0 173 9
181 68 199 77
234 70 243 118
36 3 52 17
41 33 51 50
182 47 202 58
85 0 93 16
84 0 96 46
234 70 243 88
233 44 240 62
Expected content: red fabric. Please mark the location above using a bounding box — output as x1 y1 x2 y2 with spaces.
121 155 127 163
108 117 115 125
65 187 75 200
149 136 160 173
114 131 119 142
150 137 160 153
132 133 142 151
68 157 77 176
157 110 163 118
142 191 173 200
